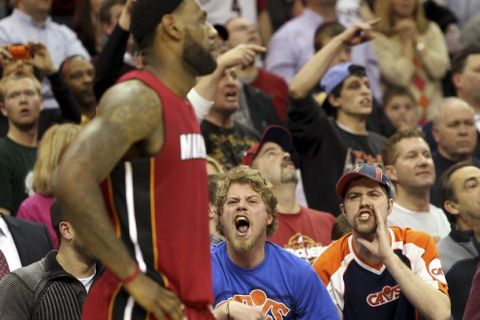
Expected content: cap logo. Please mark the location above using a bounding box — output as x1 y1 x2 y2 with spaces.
375 167 383 181
353 164 363 172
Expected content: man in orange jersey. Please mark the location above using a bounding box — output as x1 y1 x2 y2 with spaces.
312 163 450 319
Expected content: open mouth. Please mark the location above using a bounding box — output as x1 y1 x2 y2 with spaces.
357 211 372 222
235 216 250 235
225 89 237 100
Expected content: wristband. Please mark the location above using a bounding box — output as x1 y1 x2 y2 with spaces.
122 265 141 285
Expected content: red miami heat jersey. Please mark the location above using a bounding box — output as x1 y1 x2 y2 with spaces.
312 227 448 320
83 70 214 320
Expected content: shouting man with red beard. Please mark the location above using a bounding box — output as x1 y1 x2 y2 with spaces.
313 163 451 320
211 165 338 320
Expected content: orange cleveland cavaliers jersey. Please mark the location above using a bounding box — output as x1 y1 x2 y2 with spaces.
312 227 448 320
83 70 214 320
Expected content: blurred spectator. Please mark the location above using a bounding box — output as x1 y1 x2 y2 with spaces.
0 43 82 137
244 126 335 264
0 74 43 216
288 23 386 216
225 17 289 124
423 0 461 97
60 55 96 121
438 162 480 320
73 0 104 55
266 0 336 83
452 46 480 120
93 0 134 100
431 97 480 206
373 0 450 121
382 86 419 131
0 214 52 280
383 129 450 241
50 0 75 26
201 68 259 170
0 0 90 110
16 123 81 248
0 201 98 319
208 174 223 246
200 0 258 27
266 0 302 32
210 165 338 319
440 0 480 28
267 0 382 101
461 13 480 49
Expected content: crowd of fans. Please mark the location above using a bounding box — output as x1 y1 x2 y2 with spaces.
0 0 479 319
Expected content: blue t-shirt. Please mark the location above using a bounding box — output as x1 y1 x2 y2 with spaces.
211 241 338 320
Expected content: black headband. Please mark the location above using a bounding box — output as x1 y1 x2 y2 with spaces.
131 0 183 43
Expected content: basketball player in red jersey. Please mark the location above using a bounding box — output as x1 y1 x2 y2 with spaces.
54 1 220 319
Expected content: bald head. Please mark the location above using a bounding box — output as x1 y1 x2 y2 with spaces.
433 98 477 161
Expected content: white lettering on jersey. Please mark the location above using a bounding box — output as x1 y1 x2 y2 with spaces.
180 133 207 160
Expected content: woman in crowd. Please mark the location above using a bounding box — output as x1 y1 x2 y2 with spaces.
16 123 81 248
373 0 449 122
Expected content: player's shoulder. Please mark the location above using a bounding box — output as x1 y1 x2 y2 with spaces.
98 80 162 119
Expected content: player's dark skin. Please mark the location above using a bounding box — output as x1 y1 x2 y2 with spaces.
53 1 217 319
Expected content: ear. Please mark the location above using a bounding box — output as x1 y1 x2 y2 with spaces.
340 203 347 217
444 200 460 216
386 198 394 217
452 72 462 91
267 212 274 227
328 94 341 109
58 221 74 241
384 165 398 183
161 14 183 41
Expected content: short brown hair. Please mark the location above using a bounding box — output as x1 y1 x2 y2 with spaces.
382 128 426 166
216 165 278 236
382 86 416 108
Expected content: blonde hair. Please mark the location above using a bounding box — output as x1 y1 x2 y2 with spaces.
0 73 42 102
375 0 429 36
32 124 82 195
216 165 278 236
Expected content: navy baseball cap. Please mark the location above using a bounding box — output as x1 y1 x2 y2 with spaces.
335 164 393 199
242 126 293 166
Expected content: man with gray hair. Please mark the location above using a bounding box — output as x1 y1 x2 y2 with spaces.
430 97 480 206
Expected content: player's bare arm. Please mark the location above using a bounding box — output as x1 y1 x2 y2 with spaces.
357 208 450 320
54 81 185 320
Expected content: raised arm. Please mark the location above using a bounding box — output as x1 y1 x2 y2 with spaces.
190 44 265 121
53 81 184 320
289 20 377 100
193 44 265 101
